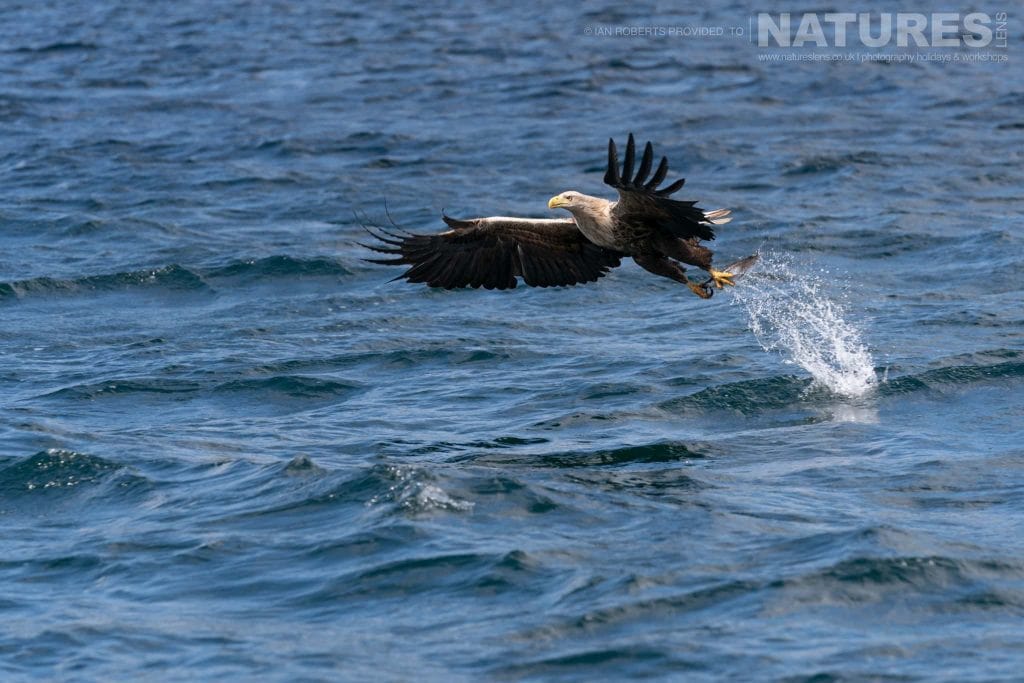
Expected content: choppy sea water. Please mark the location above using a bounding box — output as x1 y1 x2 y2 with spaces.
1 2 1022 681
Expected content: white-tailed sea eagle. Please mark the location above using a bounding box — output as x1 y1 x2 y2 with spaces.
364 134 756 298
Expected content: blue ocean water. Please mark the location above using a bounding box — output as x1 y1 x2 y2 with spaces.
1 2 1022 680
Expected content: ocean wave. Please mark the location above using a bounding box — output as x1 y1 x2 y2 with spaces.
403 435 551 458
769 555 1024 614
42 379 202 401
37 374 361 407
202 255 349 283
197 175 306 189
542 579 760 637
781 227 1011 259
213 375 363 399
660 375 816 415
281 454 326 476
227 462 475 523
299 547 550 610
782 151 884 176
0 265 208 300
365 464 474 514
0 449 138 495
11 41 100 53
657 353 1022 416
813 555 1020 587
496 647 680 680
486 442 713 468
0 257 350 302
509 552 1023 658
881 355 1024 395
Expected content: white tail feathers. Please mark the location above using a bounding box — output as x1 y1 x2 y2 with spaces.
703 208 732 225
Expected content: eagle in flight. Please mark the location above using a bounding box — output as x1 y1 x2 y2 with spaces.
364 134 757 298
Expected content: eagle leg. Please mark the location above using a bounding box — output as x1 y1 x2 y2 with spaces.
633 254 713 299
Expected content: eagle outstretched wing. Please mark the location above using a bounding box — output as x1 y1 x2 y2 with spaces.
363 216 623 290
604 133 731 243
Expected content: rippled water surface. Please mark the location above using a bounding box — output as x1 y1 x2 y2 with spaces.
2 2 1023 681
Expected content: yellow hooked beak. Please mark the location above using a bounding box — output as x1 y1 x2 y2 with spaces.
548 195 568 209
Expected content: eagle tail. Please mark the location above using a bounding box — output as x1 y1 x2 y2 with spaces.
703 208 732 225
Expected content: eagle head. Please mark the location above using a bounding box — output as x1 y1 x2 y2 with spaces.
548 192 580 210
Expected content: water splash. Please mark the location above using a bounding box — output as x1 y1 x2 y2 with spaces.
366 465 474 513
731 251 877 397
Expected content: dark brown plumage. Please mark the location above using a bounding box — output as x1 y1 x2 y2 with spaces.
363 217 621 290
605 135 717 245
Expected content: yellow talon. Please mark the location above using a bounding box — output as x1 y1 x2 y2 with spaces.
709 269 735 289
688 282 713 299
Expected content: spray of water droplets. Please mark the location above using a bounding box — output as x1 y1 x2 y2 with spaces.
731 251 877 397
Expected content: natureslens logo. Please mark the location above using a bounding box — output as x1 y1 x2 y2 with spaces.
756 12 1008 49
580 12 1009 64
